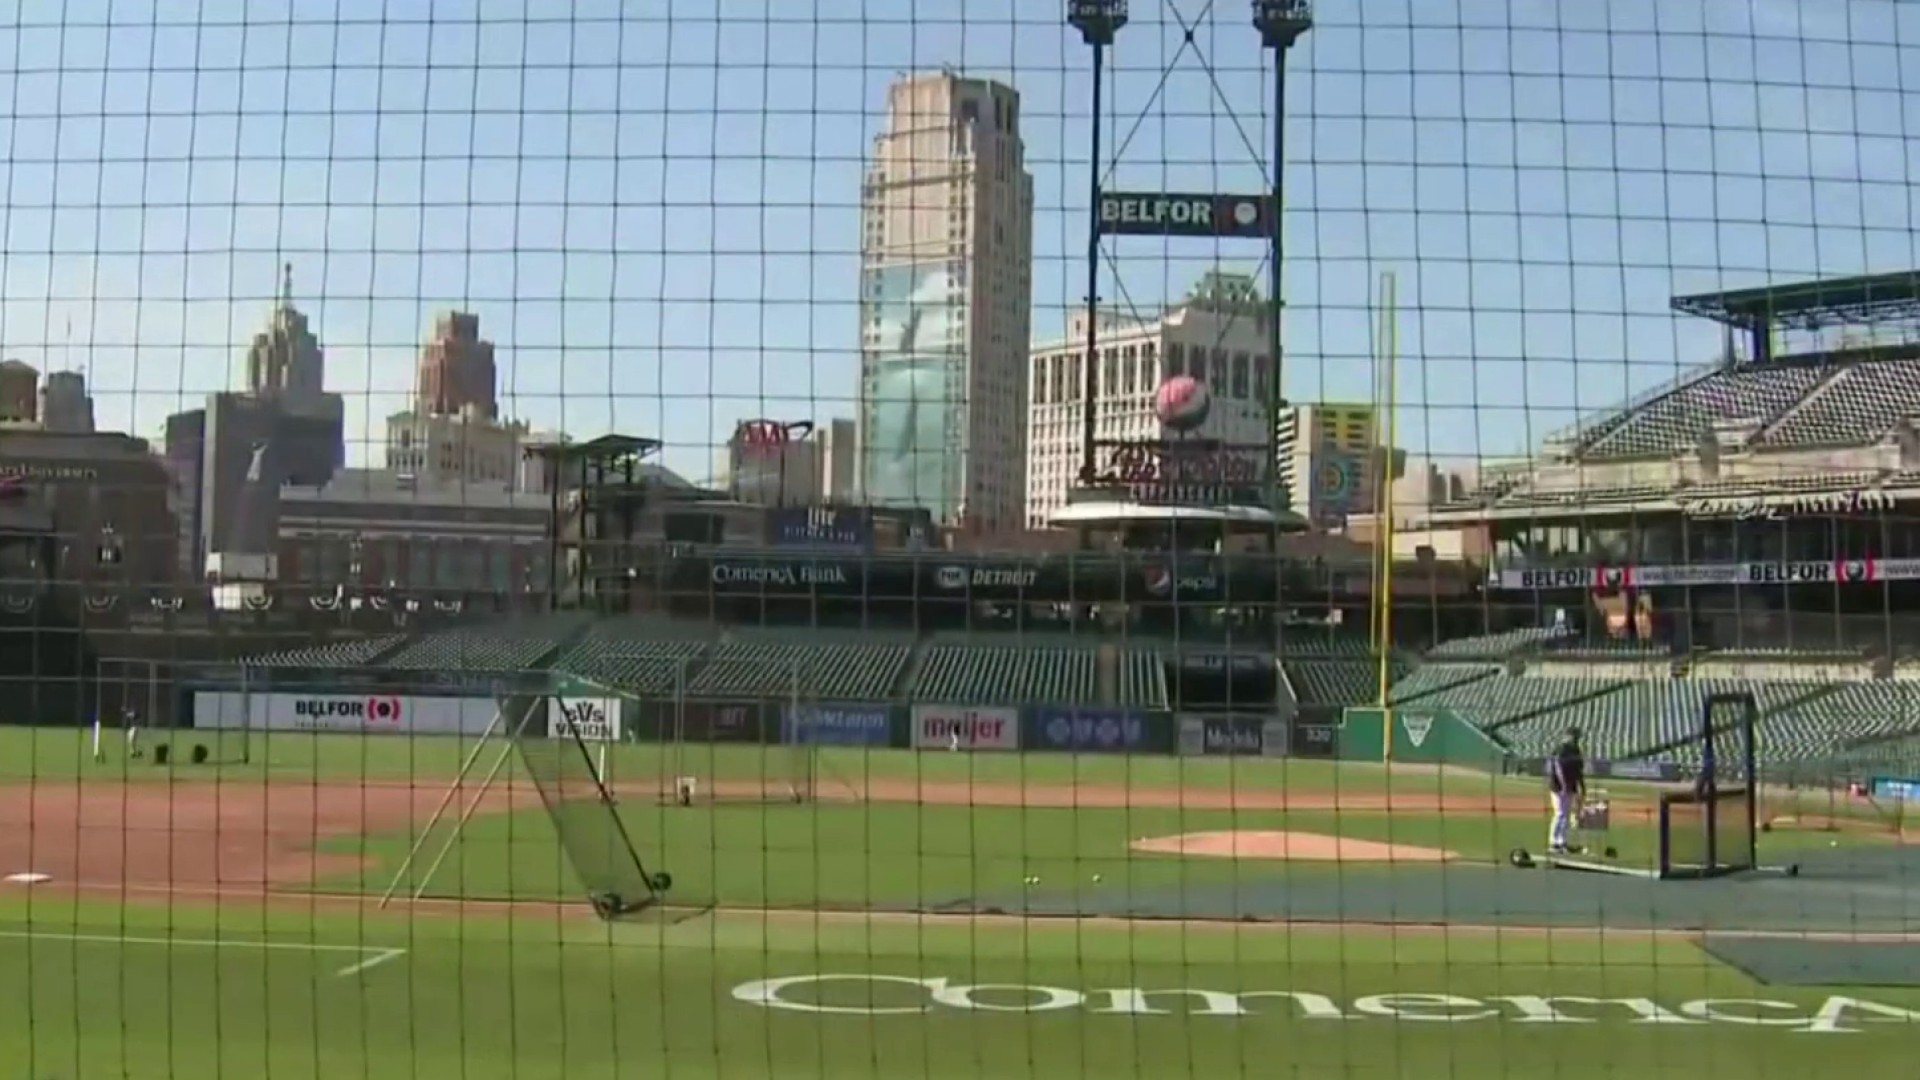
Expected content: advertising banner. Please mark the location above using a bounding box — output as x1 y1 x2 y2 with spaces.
191 691 497 735
1290 718 1338 760
1095 192 1273 239
1029 707 1147 754
1490 558 1894 591
782 704 892 747
1261 719 1291 758
911 705 1019 751
1868 776 1920 802
548 697 622 742
1176 714 1267 757
770 507 873 552
694 701 767 744
1513 756 1679 783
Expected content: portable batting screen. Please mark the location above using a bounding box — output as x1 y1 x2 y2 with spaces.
504 688 667 918
1659 691 1760 880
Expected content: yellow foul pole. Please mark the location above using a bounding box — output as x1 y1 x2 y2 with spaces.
1374 270 1399 760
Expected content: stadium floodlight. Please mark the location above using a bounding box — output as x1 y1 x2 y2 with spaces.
1066 0 1126 45
1251 0 1310 514
1252 0 1312 46
1067 0 1127 485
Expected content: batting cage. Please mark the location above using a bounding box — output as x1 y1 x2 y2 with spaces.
1538 690 1793 882
1657 691 1761 880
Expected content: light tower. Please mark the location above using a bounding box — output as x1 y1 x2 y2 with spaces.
1253 0 1311 513
1067 0 1128 484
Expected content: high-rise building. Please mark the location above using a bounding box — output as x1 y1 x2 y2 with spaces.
416 311 499 419
39 370 94 434
724 417 860 508
858 71 1033 530
241 263 345 479
1275 402 1405 530
0 360 37 424
1024 292 1276 529
815 418 858 503
246 264 327 404
383 407 530 489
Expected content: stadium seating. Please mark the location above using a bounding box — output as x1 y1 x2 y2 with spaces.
1413 673 1626 729
1763 358 1920 447
1277 634 1371 657
907 638 1168 708
242 635 407 668
1285 659 1395 706
686 633 911 701
1496 677 1822 762
1424 627 1562 659
1578 363 1827 458
1387 663 1500 703
383 616 580 671
1683 471 1879 499
553 620 711 695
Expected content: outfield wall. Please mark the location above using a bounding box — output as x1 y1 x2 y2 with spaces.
174 684 1339 760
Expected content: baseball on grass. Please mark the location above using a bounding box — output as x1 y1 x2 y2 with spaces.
1091 874 1103 883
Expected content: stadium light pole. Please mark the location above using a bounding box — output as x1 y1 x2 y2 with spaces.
1068 0 1127 486
1254 0 1310 514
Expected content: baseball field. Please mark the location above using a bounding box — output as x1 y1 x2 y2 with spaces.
0 727 1915 1079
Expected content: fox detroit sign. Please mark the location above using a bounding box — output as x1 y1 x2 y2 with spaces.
1097 193 1273 239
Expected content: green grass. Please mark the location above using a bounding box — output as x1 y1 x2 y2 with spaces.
3 726 1914 1077
0 895 1914 1080
0 725 1543 799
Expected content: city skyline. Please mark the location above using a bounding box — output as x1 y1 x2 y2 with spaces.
0 0 1907 486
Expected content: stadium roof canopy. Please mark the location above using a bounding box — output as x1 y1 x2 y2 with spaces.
521 433 662 463
1671 270 1920 333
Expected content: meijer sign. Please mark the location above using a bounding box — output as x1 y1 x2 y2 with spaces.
192 692 498 735
912 705 1019 751
732 974 1920 1033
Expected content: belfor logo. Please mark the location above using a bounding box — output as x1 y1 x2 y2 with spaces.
1401 712 1434 749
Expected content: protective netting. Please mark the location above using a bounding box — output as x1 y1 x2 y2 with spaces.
3 2 1919 1078
504 691 664 917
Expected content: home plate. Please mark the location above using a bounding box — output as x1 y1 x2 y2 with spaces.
3 872 51 885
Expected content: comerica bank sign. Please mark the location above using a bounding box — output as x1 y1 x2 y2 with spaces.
731 975 1918 1034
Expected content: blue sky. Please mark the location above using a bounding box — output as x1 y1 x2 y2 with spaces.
0 0 1914 481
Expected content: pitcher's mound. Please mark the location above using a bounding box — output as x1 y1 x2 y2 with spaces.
1131 830 1456 862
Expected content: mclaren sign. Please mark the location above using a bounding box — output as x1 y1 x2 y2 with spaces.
1097 192 1273 239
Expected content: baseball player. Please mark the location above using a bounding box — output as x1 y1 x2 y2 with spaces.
123 707 144 760
1547 725 1586 855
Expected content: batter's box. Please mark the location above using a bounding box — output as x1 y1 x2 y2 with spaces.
1701 935 1920 988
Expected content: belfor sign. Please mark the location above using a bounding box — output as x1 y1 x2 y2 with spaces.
1096 192 1273 239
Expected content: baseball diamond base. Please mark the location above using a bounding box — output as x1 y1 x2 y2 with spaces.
1701 936 1920 987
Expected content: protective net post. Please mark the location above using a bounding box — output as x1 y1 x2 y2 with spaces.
781 657 820 803
506 680 666 918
